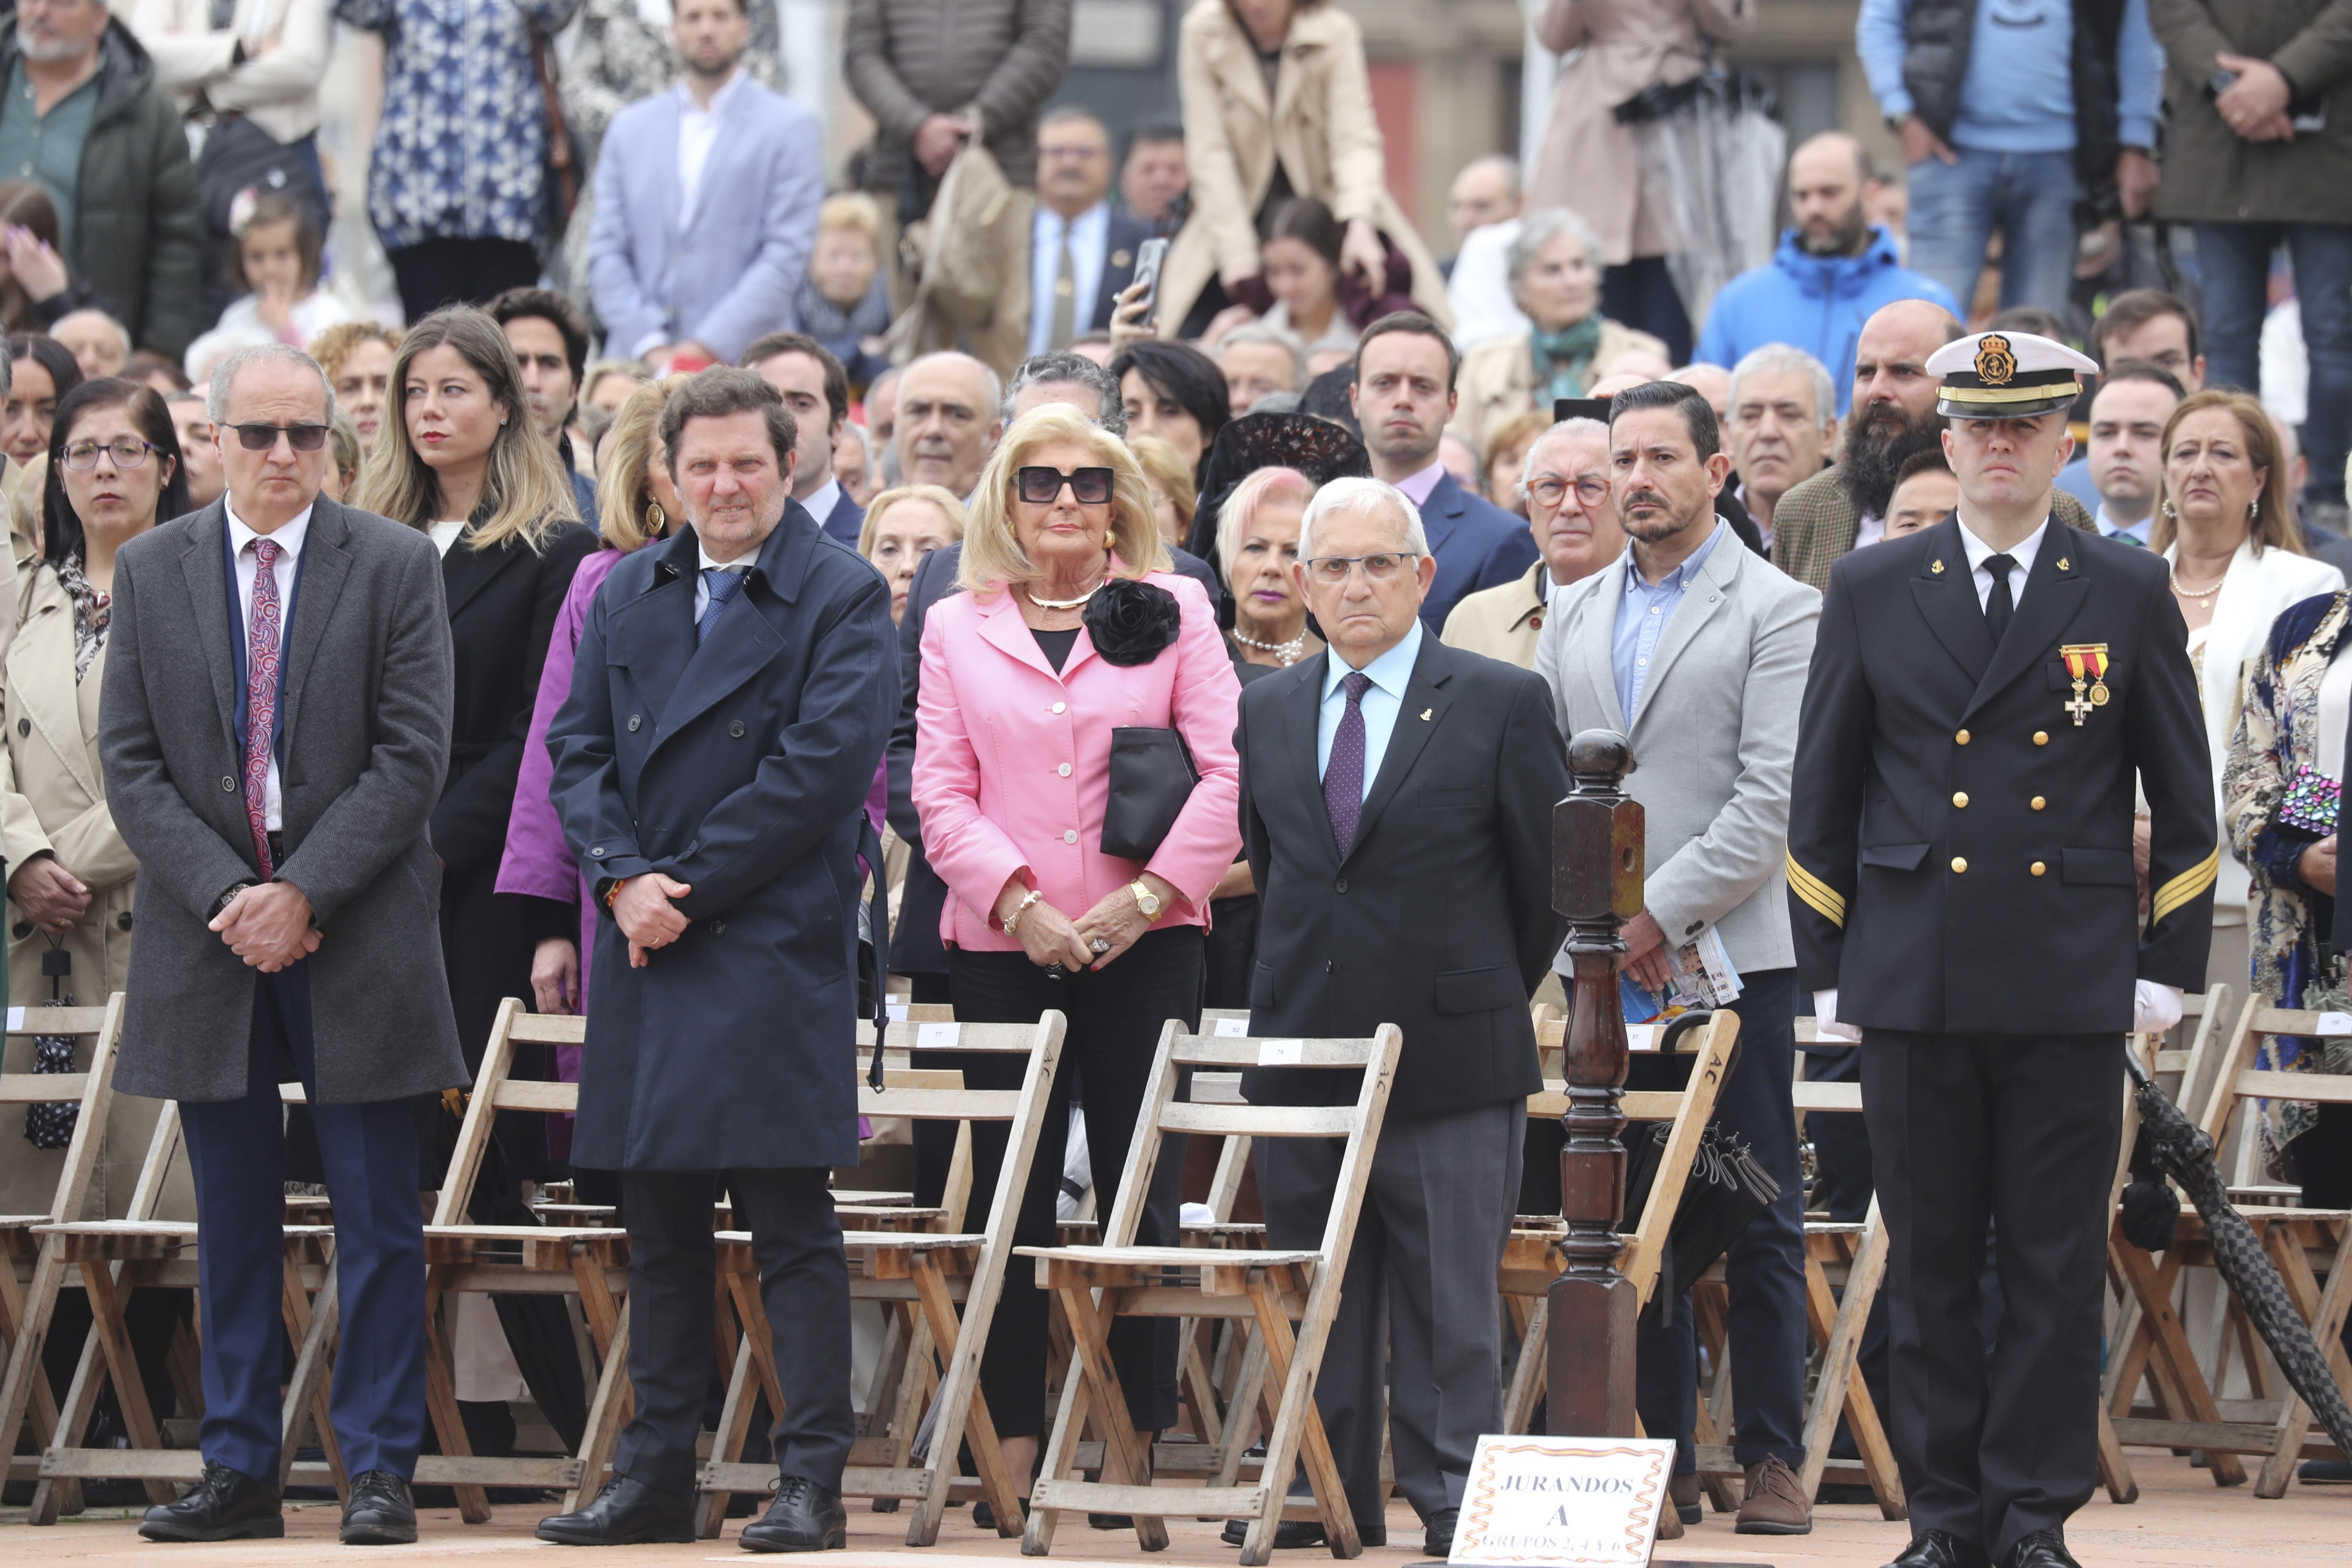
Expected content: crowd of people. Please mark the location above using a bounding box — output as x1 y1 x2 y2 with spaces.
0 2 2348 1568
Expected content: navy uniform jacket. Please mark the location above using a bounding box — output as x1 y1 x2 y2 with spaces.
546 502 896 1170
1785 513 2215 1035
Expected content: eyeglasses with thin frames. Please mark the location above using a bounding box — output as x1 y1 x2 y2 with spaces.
1303 552 1421 585
62 438 156 471
1525 475 1610 510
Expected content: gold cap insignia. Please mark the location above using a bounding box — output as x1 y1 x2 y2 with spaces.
1975 334 2017 386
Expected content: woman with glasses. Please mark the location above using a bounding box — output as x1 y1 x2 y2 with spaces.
355 307 594 1218
912 404 1241 1507
0 378 189 1219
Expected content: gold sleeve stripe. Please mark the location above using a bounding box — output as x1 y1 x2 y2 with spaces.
2150 846 2221 926
1786 853 1846 928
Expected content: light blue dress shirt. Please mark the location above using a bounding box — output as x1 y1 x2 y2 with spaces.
1613 521 1726 723
1317 619 1423 800
1026 200 1111 355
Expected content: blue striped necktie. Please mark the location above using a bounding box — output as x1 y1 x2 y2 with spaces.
699 567 746 645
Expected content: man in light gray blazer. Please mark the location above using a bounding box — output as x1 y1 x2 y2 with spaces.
1533 380 1822 1537
588 0 823 365
99 343 462 1547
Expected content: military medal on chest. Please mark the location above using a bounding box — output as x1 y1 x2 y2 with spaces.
2061 643 2111 726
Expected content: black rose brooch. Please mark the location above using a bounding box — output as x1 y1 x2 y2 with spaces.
1083 579 1183 667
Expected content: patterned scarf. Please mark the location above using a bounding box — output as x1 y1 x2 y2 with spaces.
55 553 109 685
794 273 893 359
1530 315 1606 405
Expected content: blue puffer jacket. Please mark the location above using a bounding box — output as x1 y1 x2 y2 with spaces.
1693 227 1959 413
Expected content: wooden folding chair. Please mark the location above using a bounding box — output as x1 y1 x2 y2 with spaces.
1499 1010 1740 1437
2106 998 2352 1495
419 1002 621 1521
1016 1020 1403 1565
697 1012 1066 1546
0 998 125 1494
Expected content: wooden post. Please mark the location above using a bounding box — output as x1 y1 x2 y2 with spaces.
1546 730 1643 1438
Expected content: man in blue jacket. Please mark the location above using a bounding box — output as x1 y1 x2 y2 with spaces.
1696 133 1959 413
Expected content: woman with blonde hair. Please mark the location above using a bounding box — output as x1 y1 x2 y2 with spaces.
1129 433 1197 548
499 374 685 1084
2152 387 2343 989
914 404 1241 1488
359 307 597 1179
858 482 965 625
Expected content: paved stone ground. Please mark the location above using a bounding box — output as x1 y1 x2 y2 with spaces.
3 1457 2346 1568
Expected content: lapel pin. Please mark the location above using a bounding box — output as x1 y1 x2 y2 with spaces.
2057 557 2070 571
1931 560 1945 574
1420 707 1433 721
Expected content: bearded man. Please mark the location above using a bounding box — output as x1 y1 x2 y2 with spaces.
1771 300 2097 592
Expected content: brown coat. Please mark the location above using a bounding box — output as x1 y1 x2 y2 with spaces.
0 559 184 1222
1526 0 1755 266
1770 464 2097 592
1157 0 1449 335
1453 318 1669 450
2149 0 2352 226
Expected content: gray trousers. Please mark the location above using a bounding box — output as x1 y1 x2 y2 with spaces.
1256 1097 1525 1524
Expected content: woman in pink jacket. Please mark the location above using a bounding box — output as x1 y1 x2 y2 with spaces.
913 404 1242 1492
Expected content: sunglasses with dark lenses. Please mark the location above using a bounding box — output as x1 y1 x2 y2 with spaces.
1017 465 1114 505
228 422 331 453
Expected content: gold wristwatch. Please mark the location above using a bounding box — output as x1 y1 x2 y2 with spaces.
1129 879 1162 919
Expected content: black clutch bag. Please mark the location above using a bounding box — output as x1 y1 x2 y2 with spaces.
1101 727 1199 862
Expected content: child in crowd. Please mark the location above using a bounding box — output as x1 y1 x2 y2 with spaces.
183 192 355 385
795 193 893 394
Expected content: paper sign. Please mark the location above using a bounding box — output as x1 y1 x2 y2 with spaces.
2317 1012 2352 1037
1447 1434 1675 1565
914 1022 960 1050
1257 1038 1304 1065
886 1003 910 1022
5 1006 21 1032
1624 1025 1656 1052
1213 1015 1251 1037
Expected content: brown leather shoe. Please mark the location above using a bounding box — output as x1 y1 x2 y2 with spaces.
1735 1456 1811 1535
1668 1473 1702 1525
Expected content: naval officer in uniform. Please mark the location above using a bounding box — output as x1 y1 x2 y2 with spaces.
1785 332 2217 1568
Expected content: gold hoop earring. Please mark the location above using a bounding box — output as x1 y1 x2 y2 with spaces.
645 501 665 535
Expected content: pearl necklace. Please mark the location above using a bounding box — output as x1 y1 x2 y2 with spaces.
1234 626 1310 665
2170 567 2226 603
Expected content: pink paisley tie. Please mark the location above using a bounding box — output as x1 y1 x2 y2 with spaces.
244 539 282 877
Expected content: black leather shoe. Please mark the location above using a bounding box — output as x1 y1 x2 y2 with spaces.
1424 1506 1460 1559
2004 1529 2082 1568
740 1475 848 1552
138 1462 284 1542
341 1470 418 1545
536 1476 697 1545
1883 1529 1992 1568
1219 1517 1329 1550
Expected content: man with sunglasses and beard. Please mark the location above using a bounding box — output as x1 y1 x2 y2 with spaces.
99 343 462 1545
1773 300 2101 593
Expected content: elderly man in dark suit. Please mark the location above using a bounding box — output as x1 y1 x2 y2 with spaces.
1349 313 1540 633
99 343 462 1546
1233 475 1571 1558
539 368 896 1552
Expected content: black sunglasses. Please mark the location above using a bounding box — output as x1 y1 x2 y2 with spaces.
227 422 330 453
1017 465 1114 505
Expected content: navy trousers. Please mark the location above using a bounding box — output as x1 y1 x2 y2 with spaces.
178 962 428 1481
1629 966 1808 1470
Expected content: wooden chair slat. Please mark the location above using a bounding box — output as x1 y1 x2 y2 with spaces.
1158 1102 1359 1138
856 1087 1024 1121
490 1080 578 1113
2236 1069 2352 1105
1168 1036 1389 1069
2 1007 110 1036
0 1073 89 1105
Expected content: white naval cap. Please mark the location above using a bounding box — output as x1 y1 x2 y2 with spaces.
1925 331 2101 420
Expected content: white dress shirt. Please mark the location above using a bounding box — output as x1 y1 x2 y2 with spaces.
1026 199 1111 356
677 68 747 229
1852 510 1886 550
1315 619 1423 801
800 476 842 535
1955 514 2049 613
224 499 312 831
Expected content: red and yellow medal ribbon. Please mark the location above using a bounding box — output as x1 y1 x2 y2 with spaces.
2061 643 2110 681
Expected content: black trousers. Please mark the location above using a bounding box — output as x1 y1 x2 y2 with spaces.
945 925 1202 1437
1629 968 1808 1470
1862 1031 2123 1560
614 1167 853 1494
385 236 541 324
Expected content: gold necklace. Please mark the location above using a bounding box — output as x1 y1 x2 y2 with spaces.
1024 579 1104 612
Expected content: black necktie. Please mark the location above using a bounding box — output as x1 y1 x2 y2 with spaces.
1983 553 2017 646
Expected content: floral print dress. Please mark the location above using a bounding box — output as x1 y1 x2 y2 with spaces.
2222 588 2351 1169
337 0 586 253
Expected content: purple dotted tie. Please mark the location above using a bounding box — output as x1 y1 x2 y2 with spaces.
1325 671 1372 860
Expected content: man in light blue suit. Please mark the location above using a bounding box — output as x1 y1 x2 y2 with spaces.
588 0 822 368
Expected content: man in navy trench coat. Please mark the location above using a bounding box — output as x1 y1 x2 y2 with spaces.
539 368 896 1551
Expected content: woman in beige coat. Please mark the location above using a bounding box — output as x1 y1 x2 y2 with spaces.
1157 0 1449 337
0 377 190 1220
1526 0 1754 362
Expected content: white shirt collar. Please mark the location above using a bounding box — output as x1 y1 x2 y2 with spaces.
1955 513 2050 579
679 67 747 118
698 541 754 574
801 477 842 527
1322 618 1423 702
224 496 313 560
